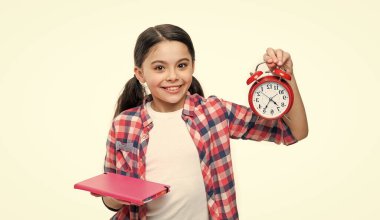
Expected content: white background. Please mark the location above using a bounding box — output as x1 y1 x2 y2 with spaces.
1 0 379 219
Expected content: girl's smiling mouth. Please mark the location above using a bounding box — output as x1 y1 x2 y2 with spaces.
161 85 182 92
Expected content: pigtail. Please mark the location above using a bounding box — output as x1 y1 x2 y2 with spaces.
113 76 145 118
189 76 204 97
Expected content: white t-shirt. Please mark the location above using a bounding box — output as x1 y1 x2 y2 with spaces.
145 102 209 220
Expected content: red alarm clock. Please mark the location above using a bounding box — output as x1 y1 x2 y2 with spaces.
246 62 294 120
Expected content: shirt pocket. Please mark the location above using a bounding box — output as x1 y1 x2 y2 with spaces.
115 140 138 173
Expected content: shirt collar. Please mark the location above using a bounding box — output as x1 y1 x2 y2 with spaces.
182 91 195 117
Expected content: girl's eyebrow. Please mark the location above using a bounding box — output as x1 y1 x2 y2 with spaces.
151 58 190 65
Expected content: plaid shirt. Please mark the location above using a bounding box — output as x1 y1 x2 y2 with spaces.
104 93 297 220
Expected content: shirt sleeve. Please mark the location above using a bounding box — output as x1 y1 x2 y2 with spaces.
103 121 134 215
222 99 297 145
104 122 117 173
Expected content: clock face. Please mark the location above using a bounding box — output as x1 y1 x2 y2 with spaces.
252 81 290 119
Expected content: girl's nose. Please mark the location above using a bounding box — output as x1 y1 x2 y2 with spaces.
166 69 179 81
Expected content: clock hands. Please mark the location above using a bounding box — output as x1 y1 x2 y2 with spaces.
258 92 279 109
260 91 271 100
269 94 279 106
263 99 270 113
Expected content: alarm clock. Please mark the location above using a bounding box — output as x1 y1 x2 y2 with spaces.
246 62 294 120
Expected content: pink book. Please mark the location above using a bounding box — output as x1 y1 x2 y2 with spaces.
74 172 170 206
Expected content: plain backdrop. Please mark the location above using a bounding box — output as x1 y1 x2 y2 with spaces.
1 0 379 219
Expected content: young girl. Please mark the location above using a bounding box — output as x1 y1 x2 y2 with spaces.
98 24 308 220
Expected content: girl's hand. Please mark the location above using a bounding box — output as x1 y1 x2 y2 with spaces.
91 192 102 197
263 48 308 141
113 198 131 206
91 193 132 206
263 48 293 75
108 197 131 206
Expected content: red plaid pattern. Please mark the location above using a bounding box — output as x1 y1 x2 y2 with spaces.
104 93 297 220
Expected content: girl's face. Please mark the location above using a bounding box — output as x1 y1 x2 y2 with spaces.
135 40 194 112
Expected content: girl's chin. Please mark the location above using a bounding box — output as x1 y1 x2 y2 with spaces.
160 85 182 94
151 91 187 110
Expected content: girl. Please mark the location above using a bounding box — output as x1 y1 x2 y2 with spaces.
98 24 308 220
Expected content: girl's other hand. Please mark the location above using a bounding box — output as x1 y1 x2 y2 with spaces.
263 48 293 75
91 193 132 206
91 192 102 197
111 197 131 206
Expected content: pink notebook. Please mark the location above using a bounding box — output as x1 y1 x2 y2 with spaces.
74 173 170 205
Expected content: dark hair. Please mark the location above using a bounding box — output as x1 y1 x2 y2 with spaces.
114 24 204 118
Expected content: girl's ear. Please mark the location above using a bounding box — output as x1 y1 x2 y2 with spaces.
134 67 146 83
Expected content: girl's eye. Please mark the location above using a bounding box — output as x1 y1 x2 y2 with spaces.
178 63 188 69
154 65 165 71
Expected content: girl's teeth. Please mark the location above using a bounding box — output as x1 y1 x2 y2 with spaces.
165 86 179 91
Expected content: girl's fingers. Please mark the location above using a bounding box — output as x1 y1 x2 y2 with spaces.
111 197 132 205
263 54 273 63
263 54 276 70
266 48 278 63
120 201 131 205
264 48 293 73
275 49 283 66
92 194 132 206
91 192 102 197
282 52 290 64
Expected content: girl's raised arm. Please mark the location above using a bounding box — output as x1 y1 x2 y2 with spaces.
263 48 308 141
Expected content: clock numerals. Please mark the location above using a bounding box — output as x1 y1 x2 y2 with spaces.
252 81 290 119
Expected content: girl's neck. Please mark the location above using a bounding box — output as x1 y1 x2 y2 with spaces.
150 98 185 113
